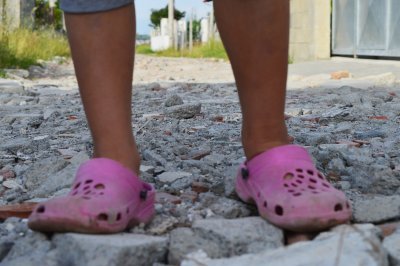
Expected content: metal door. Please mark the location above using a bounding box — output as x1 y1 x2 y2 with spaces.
332 0 400 57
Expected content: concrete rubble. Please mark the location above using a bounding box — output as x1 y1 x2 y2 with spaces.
1 55 400 265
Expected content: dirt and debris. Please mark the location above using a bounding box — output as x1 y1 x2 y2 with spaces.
1 55 400 265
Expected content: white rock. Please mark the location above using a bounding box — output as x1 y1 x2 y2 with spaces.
156 171 192 184
3 180 21 189
383 229 400 266
182 224 388 266
353 195 400 223
0 79 24 94
52 233 168 266
169 217 283 265
140 165 155 175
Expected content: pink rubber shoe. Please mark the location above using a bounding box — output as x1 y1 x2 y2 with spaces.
28 158 155 234
235 145 351 232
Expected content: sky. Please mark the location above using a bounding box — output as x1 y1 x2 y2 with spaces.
135 0 212 34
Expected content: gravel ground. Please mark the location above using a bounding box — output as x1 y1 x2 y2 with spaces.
0 55 400 265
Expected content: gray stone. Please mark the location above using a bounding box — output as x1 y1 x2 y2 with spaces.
143 150 168 166
164 94 184 107
52 233 168 266
30 152 89 197
166 103 202 119
321 108 350 119
223 165 239 198
352 195 400 223
4 69 30 79
182 224 388 266
296 132 333 146
354 130 387 140
0 138 31 155
204 196 252 219
383 229 400 266
146 215 179 235
0 79 24 94
0 241 14 261
28 65 47 79
2 229 56 266
2 180 21 190
23 156 69 190
140 165 155 175
31 135 51 151
157 171 192 184
169 217 283 265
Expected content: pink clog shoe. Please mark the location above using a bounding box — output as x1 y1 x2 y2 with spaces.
235 145 351 232
28 158 155 234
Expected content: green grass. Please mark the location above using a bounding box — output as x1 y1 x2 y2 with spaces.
136 43 154 55
136 39 228 60
0 27 70 69
0 69 6 78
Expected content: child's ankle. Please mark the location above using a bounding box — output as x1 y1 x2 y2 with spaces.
93 148 141 175
242 139 290 160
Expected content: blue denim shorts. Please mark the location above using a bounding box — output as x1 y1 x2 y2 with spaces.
60 0 134 13
60 0 212 13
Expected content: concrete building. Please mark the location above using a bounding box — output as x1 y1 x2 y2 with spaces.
289 0 331 62
290 0 400 62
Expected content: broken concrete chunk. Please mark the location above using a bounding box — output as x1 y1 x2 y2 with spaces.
352 195 400 223
169 217 283 265
182 224 388 266
52 233 168 266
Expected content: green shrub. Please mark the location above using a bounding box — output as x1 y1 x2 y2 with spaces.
0 27 70 69
136 39 228 60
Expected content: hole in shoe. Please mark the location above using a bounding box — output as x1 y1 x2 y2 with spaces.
309 178 317 183
296 180 303 184
322 183 330 188
284 184 289 188
334 203 343 212
291 183 298 187
95 184 105 190
116 213 122 221
275 205 284 216
74 182 81 190
83 186 90 190
97 213 108 221
288 189 295 193
317 173 324 180
284 173 294 180
263 201 268 208
72 191 78 196
293 192 302 197
84 190 91 195
308 185 316 190
307 170 314 175
82 196 91 200
346 202 350 209
85 179 93 184
37 205 45 213
297 174 305 179
296 169 303 173
257 192 261 198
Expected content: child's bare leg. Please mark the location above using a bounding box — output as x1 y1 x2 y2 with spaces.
214 0 289 159
65 4 140 174
214 0 351 232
